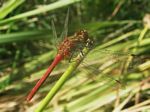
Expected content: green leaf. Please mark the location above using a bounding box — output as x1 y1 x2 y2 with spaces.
0 0 25 19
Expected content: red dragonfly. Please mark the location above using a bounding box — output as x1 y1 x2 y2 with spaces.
26 10 141 101
26 29 93 101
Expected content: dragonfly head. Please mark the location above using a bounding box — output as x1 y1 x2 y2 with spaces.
75 29 93 48
75 29 89 42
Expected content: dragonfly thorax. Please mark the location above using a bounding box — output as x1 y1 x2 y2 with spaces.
58 30 92 58
74 30 89 42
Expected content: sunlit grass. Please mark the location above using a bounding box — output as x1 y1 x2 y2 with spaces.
0 0 150 112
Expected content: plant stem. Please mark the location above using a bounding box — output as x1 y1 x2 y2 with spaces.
35 47 90 112
0 0 81 25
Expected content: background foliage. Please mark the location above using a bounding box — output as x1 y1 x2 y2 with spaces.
0 0 150 112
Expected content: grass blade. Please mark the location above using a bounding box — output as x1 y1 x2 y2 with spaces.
35 47 90 112
0 0 81 25
0 0 25 19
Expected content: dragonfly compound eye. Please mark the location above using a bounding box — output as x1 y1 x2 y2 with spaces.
80 29 88 35
77 30 88 40
75 29 86 36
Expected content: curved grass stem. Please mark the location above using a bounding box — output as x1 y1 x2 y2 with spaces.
0 0 81 25
35 47 90 112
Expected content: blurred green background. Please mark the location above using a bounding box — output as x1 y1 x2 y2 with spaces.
0 0 150 112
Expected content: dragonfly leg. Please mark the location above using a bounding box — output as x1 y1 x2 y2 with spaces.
80 50 84 57
69 46 85 63
69 51 75 63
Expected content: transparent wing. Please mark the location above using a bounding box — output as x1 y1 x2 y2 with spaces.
80 56 125 86
60 8 70 40
78 48 142 87
51 19 59 48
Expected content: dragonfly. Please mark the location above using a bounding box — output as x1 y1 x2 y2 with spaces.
26 10 143 102
26 28 93 101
